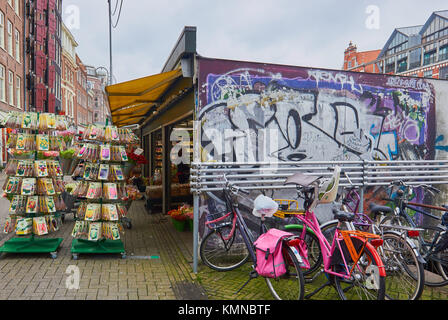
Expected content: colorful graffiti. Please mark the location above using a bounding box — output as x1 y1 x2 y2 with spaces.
197 60 435 163
195 57 440 234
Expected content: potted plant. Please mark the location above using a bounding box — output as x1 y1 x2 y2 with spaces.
167 208 188 231
59 148 77 175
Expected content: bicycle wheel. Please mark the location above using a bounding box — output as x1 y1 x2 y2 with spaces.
381 232 424 300
332 237 386 300
200 225 250 271
265 245 305 300
420 226 448 287
320 220 338 245
285 225 322 276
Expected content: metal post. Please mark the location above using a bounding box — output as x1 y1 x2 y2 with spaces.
193 193 199 274
108 0 113 85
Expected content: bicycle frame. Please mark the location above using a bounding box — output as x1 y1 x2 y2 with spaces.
220 188 259 264
293 209 386 279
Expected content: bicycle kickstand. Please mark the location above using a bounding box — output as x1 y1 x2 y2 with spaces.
234 270 258 295
304 270 333 300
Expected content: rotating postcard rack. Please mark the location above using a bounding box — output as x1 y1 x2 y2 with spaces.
0 112 70 258
70 124 138 259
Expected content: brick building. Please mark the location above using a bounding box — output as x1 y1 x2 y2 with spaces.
25 0 63 114
344 10 448 79
75 53 88 129
86 65 111 125
0 0 24 113
61 21 77 122
343 41 381 73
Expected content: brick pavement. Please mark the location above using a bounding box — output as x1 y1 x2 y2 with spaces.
0 173 447 300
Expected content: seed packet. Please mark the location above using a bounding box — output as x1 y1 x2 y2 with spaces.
119 146 128 162
47 215 61 232
100 145 111 161
110 223 120 240
102 204 119 221
84 203 101 221
46 196 56 213
36 135 50 151
77 144 88 158
15 218 33 235
3 217 16 234
26 196 39 213
21 178 36 196
16 161 26 176
21 113 35 129
4 177 20 194
104 183 118 200
33 217 48 236
9 196 20 214
86 182 102 199
35 160 48 177
98 164 110 180
16 134 26 150
45 113 56 129
111 165 124 181
88 222 102 241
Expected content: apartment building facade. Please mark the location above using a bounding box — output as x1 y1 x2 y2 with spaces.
61 21 77 122
75 53 89 129
25 0 63 114
344 10 448 80
86 65 111 125
0 0 24 113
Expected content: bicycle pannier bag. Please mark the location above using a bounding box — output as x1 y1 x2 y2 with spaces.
254 229 294 278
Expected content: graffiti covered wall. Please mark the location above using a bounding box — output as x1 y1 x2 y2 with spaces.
195 57 448 234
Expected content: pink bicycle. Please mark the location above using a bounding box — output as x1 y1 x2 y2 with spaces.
282 167 386 300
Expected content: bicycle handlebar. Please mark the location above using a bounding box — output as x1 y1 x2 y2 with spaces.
389 180 441 194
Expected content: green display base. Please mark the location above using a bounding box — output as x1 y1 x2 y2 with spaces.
71 239 126 259
0 237 63 257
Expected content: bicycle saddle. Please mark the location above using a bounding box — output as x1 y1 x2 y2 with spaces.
285 172 322 187
332 208 355 222
369 203 393 215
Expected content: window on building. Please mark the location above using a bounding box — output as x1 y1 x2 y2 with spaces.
423 45 437 66
0 65 5 102
14 29 20 62
423 70 433 78
7 20 13 57
8 71 14 106
397 53 408 73
385 57 396 73
439 39 448 62
15 76 20 109
14 0 20 16
0 11 4 50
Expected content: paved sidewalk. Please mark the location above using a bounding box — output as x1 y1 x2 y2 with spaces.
0 172 448 300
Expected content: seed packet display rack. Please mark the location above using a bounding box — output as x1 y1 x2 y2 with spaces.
70 124 134 260
0 112 69 259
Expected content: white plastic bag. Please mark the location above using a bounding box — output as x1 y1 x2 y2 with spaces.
252 195 279 218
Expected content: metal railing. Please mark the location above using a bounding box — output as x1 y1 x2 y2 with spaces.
189 159 448 273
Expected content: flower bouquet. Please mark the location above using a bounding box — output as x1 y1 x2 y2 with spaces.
168 208 188 231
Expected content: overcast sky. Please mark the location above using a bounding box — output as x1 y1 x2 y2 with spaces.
63 0 448 83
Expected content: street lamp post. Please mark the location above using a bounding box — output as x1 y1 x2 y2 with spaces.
108 0 113 86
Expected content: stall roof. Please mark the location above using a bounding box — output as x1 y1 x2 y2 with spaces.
105 69 183 127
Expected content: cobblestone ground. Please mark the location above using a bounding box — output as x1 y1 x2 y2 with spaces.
0 174 447 300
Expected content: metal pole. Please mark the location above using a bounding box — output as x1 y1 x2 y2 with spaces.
108 0 113 85
193 193 199 274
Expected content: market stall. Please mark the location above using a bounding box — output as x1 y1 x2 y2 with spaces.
0 112 71 258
